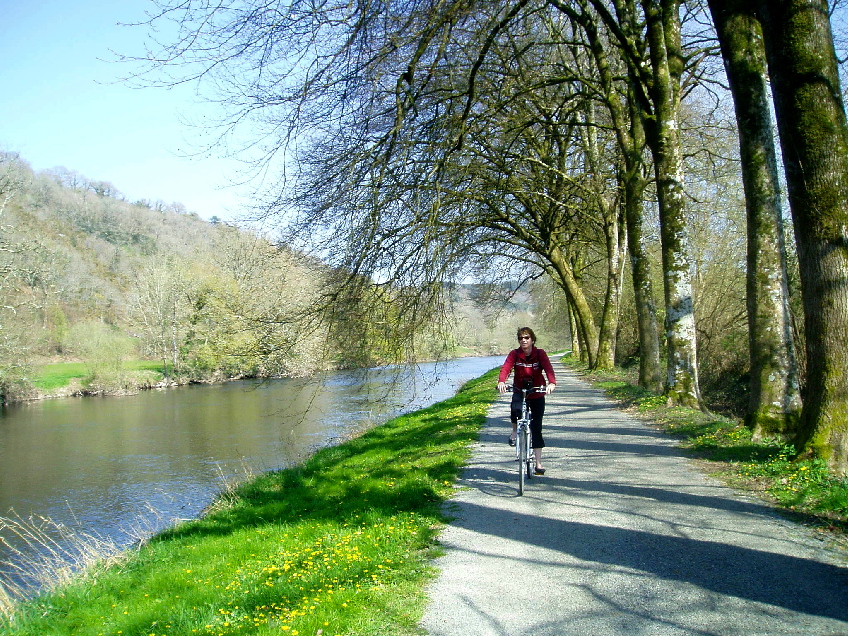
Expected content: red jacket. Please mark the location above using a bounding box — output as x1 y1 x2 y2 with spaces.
498 346 556 398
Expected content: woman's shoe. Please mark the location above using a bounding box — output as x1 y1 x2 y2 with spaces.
534 467 546 475
508 436 516 446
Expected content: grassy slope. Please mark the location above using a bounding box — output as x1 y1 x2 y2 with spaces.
2 369 500 636
32 361 165 391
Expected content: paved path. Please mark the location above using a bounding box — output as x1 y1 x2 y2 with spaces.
420 360 848 636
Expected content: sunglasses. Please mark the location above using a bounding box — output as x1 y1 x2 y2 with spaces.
519 335 532 341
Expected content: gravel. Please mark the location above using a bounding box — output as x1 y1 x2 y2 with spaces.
420 360 848 636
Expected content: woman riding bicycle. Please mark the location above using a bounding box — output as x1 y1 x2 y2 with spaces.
497 327 556 475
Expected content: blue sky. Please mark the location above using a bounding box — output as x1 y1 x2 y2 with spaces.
1 1 249 220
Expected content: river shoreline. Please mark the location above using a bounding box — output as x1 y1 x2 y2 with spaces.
25 351 499 404
29 374 229 402
1 369 499 632
2 357 504 610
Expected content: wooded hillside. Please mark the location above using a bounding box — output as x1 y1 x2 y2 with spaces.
0 152 562 403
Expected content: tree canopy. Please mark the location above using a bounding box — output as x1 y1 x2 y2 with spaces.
130 0 848 473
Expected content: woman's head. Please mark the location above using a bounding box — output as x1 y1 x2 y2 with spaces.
516 327 536 344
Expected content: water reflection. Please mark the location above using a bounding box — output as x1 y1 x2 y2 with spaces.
0 357 499 592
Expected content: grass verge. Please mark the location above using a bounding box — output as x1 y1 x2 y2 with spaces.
1 369 499 636
32 361 165 391
561 356 848 535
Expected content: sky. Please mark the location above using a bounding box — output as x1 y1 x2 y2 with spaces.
1 1 250 221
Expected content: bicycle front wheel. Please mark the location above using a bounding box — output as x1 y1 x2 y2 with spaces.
518 426 528 495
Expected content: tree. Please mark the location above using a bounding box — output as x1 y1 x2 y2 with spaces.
65 321 137 391
755 0 848 473
135 2 632 372
592 0 704 407
134 0 720 404
415 29 610 370
707 0 801 439
0 152 27 216
128 258 189 378
0 153 57 402
187 228 326 377
550 0 663 388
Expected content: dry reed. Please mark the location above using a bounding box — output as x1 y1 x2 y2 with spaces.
0 510 124 619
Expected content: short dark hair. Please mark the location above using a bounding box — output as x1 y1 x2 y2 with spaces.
516 327 536 342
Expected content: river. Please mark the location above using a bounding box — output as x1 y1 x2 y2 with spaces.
0 356 501 594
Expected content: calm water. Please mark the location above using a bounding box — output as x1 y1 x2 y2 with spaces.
0 357 500 591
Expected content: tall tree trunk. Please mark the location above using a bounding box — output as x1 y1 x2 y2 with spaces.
642 0 702 408
597 206 627 370
572 0 664 390
549 244 599 368
568 301 582 358
622 89 663 393
757 0 848 473
582 102 624 370
708 0 801 439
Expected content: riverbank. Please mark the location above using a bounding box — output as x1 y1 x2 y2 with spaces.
1 369 501 635
26 352 498 403
28 360 173 401
6 359 845 634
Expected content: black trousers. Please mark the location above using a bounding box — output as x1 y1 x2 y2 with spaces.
510 392 546 449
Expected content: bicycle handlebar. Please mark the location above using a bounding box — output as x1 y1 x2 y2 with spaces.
503 384 548 393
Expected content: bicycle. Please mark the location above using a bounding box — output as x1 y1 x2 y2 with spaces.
507 383 546 495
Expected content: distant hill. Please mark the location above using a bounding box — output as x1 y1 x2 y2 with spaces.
0 151 568 402
1 151 315 398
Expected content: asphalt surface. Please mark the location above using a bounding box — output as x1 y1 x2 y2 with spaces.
420 359 848 636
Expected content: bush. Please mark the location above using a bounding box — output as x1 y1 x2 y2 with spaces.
63 321 138 392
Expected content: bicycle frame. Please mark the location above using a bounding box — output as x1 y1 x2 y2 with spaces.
510 384 545 495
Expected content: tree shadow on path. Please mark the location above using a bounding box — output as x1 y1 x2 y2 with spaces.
451 499 848 623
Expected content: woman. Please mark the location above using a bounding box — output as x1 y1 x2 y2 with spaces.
497 327 556 474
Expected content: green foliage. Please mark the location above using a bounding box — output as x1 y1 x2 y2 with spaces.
0 362 33 405
43 305 69 354
2 370 499 635
63 321 138 390
736 446 848 519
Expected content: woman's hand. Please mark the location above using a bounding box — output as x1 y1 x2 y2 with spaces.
546 383 556 394
497 381 508 394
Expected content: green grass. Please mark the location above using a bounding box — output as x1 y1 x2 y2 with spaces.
563 356 848 533
2 369 500 636
32 361 165 391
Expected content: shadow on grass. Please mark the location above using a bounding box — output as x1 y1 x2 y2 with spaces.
652 417 848 533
